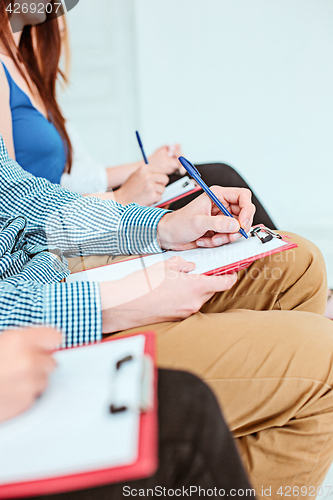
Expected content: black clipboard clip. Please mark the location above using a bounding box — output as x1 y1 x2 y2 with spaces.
109 354 154 415
250 227 282 244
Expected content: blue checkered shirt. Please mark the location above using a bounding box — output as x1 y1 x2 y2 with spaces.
0 136 167 347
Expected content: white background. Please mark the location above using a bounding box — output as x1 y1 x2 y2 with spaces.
62 0 333 282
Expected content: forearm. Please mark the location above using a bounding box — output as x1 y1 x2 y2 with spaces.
106 161 143 189
38 200 167 257
0 140 168 256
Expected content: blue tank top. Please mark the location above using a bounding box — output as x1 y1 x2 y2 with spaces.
1 62 66 184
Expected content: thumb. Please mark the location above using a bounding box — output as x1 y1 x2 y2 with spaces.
166 256 196 273
194 214 240 235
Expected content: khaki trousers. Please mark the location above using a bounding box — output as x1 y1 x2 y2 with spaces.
68 232 333 499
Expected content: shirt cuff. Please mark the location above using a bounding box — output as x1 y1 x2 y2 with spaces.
43 281 102 348
117 204 170 255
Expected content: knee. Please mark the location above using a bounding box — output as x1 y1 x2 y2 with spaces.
277 231 326 283
280 231 324 262
245 231 326 296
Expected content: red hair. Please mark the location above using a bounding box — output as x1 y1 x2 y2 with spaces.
0 0 73 172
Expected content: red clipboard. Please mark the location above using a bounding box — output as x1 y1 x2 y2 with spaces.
0 331 158 499
156 185 202 208
66 227 298 281
204 229 298 276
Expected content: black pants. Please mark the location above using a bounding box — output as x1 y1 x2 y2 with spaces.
169 163 276 229
39 370 254 500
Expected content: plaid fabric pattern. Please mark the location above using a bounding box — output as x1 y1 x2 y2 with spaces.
0 136 167 346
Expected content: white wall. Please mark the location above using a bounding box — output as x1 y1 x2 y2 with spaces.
133 0 333 234
61 0 333 280
59 0 138 165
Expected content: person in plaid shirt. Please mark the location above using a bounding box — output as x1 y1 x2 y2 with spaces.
1 134 333 496
0 133 249 347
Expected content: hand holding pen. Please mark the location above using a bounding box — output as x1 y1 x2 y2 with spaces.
178 156 250 240
157 182 255 251
115 131 169 205
136 131 182 175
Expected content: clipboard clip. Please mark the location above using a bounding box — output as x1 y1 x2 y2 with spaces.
250 227 282 244
109 354 154 415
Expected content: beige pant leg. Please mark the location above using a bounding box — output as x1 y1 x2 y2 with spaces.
201 231 327 315
115 311 333 500
108 235 331 498
68 231 327 313
70 233 330 496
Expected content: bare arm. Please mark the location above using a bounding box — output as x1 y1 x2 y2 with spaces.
105 145 183 190
105 161 143 189
0 64 15 160
99 187 255 334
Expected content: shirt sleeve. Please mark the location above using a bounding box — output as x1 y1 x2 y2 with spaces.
0 136 168 257
0 280 102 347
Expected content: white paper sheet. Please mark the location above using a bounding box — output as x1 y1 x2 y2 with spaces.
0 335 146 484
66 233 290 284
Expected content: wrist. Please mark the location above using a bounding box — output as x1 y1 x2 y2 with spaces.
100 281 151 334
100 282 121 333
156 212 174 250
113 187 127 206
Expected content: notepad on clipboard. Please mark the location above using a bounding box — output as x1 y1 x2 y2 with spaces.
66 227 297 283
152 176 202 208
0 332 157 499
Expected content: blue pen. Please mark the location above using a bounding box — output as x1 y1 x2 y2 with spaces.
178 156 248 240
135 131 149 165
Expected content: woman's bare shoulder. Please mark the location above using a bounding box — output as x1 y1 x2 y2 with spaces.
0 59 15 160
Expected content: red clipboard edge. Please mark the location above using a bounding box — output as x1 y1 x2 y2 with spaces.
204 225 298 275
0 331 158 499
204 240 298 276
67 230 298 280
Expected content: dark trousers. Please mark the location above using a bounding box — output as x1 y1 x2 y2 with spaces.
169 163 276 229
38 370 254 500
